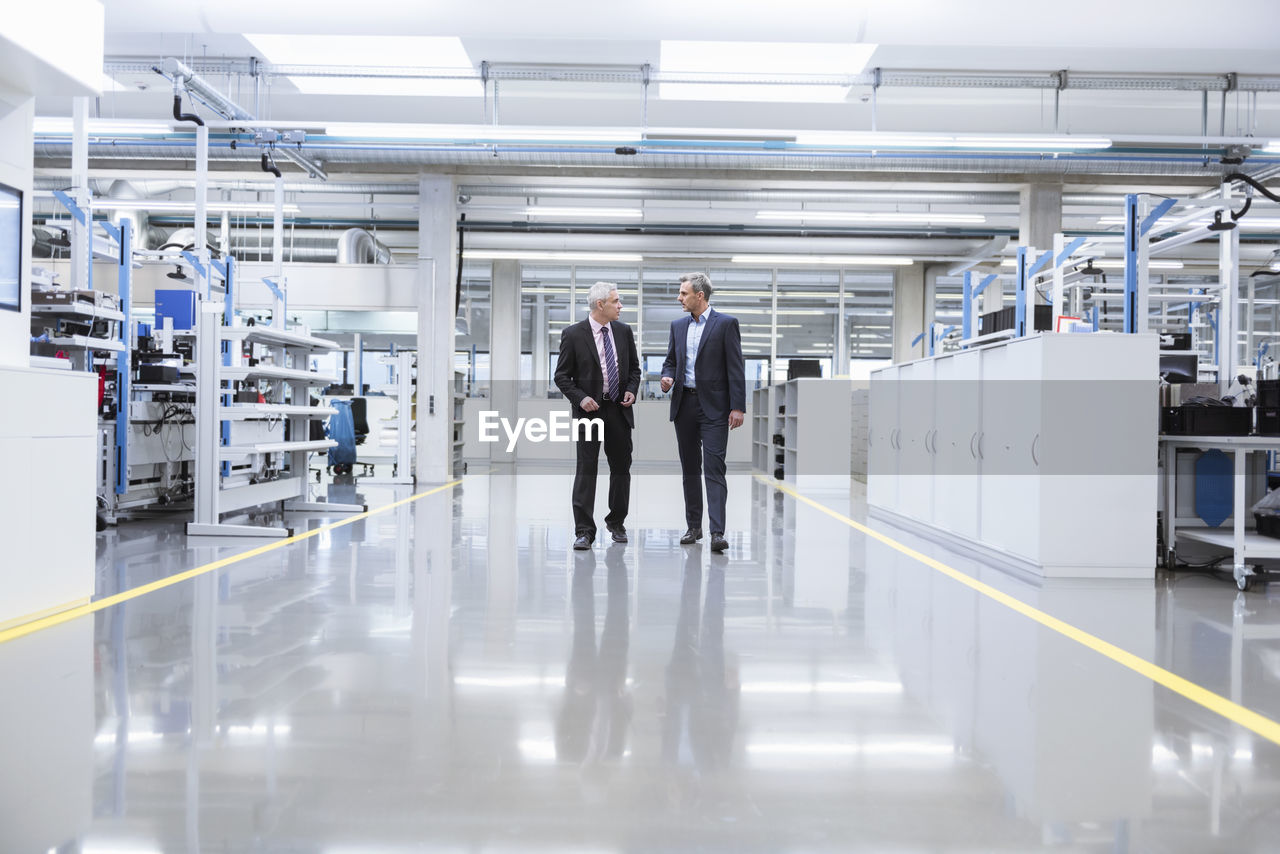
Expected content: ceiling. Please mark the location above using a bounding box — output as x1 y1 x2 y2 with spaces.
25 0 1280 273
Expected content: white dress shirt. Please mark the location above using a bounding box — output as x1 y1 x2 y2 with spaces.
684 310 709 388
588 316 619 396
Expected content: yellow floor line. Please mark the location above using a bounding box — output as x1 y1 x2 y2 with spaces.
757 473 1280 747
0 479 464 647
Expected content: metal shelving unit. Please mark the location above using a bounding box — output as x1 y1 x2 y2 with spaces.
187 302 363 538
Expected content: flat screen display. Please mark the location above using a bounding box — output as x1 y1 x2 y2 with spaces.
0 182 20 313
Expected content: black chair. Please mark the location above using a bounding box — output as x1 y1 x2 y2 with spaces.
350 397 370 446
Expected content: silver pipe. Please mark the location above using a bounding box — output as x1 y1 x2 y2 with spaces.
162 57 328 181
336 228 394 264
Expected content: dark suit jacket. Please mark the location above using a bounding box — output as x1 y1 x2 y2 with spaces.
661 308 747 423
554 319 642 429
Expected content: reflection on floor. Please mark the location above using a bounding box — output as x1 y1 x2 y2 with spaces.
3 466 1280 852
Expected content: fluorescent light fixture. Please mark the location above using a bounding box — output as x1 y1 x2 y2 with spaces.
757 211 986 224
740 680 903 695
796 131 1111 151
93 199 301 214
454 675 563 688
464 250 643 263
659 41 876 103
524 207 643 219
747 739 953 757
731 254 913 266
324 122 637 142
34 117 174 135
245 35 481 97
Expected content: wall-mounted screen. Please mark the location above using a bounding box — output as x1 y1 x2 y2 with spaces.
0 182 20 313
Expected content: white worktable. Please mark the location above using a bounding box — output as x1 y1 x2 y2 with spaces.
1160 434 1280 590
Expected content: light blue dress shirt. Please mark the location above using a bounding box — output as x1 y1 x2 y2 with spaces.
684 310 708 388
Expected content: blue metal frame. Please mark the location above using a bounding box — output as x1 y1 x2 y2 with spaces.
115 219 132 496
52 190 87 225
1015 246 1029 337
962 271 974 341
1140 198 1177 238
221 258 237 478
1123 194 1140 334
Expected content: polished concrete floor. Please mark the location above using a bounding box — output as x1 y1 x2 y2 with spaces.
5 466 1280 852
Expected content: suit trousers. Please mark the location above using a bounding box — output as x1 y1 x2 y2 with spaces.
572 401 633 537
673 391 729 535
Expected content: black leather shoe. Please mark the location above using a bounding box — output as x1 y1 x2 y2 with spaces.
573 535 592 551
607 524 627 543
680 528 703 545
710 533 729 553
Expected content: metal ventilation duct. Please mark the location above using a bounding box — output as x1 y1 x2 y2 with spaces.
33 140 1251 178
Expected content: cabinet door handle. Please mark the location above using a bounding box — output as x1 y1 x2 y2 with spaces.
977 432 985 460
1031 433 1040 466
969 432 978 459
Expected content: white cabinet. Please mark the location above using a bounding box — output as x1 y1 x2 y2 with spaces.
933 349 980 539
869 333 1156 579
897 359 935 523
868 364 900 511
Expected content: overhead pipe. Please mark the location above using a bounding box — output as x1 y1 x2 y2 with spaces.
160 57 327 180
336 228 395 264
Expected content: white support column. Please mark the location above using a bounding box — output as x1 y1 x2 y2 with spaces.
892 263 927 363
1220 182 1240 386
415 174 458 484
70 97 90 292
1020 183 1062 306
489 259 521 462
271 173 285 327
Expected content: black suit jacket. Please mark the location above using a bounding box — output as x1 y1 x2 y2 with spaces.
554 319 642 429
661 308 747 423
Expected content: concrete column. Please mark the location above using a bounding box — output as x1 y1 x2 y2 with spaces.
892 263 928 363
1020 183 1063 306
489 260 521 462
415 173 457 485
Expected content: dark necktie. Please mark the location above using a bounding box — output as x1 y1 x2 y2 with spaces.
601 326 620 401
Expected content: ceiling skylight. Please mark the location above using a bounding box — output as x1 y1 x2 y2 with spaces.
244 35 481 97
659 41 876 103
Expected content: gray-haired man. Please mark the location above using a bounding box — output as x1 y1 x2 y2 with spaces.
554 282 642 550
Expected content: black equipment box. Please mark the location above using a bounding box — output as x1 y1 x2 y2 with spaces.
979 304 1053 335
1257 379 1280 409
1257 407 1280 436
137 364 179 383
1161 405 1252 436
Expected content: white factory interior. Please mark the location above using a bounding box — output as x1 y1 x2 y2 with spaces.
4 2 1280 851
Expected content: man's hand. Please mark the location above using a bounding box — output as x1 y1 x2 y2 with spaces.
660 376 674 393
621 391 636 407
728 410 745 429
580 397 600 412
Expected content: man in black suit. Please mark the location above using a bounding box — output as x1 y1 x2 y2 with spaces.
660 272 746 553
555 281 642 550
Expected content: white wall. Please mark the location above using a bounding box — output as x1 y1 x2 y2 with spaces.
0 97 32 368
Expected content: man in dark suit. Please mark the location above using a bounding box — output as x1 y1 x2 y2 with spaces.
660 272 746 553
555 281 642 550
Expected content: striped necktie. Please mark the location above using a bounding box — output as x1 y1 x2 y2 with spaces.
600 325 620 401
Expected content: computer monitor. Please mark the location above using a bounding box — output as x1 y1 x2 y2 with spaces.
0 181 20 313
1159 353 1198 384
